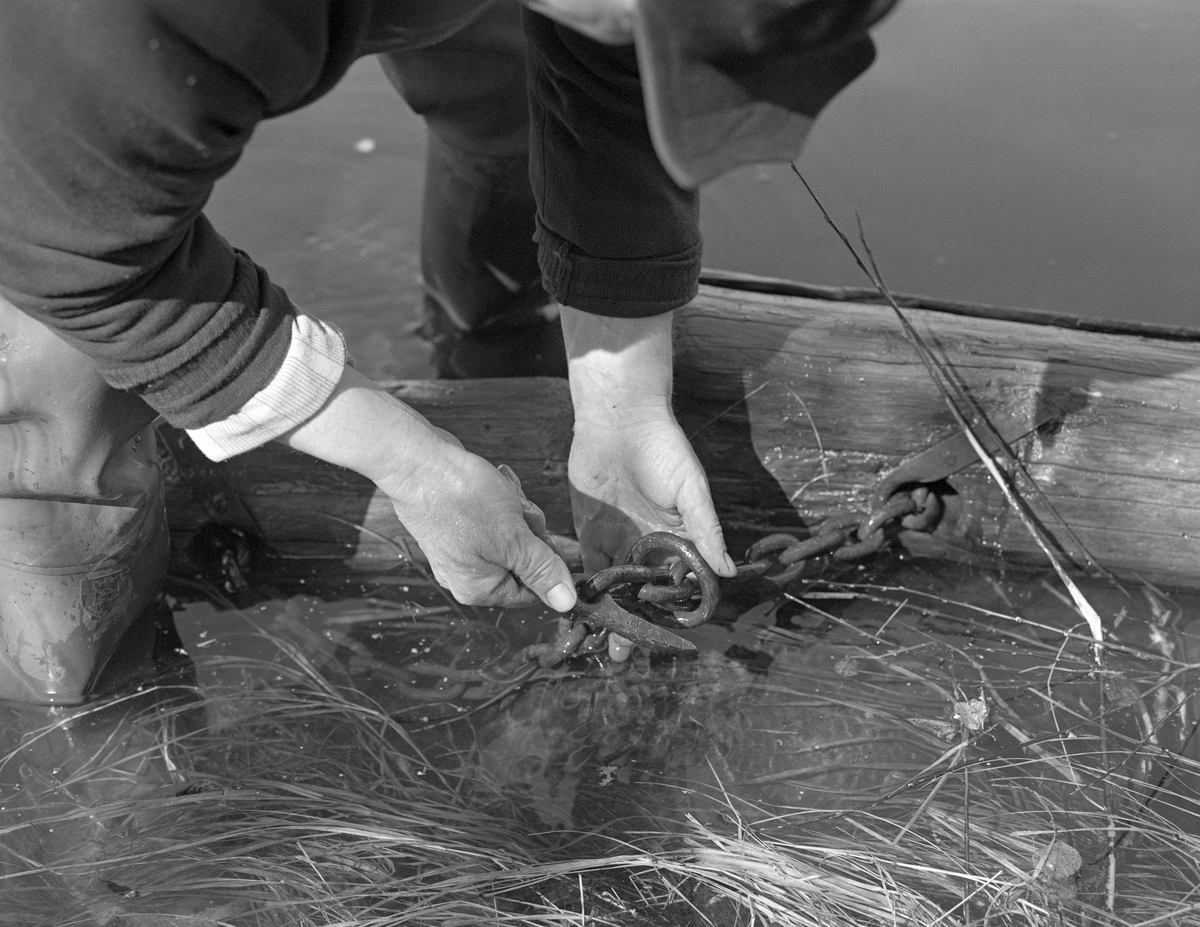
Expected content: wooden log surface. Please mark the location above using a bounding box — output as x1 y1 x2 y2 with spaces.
674 281 1200 585
161 378 576 574
162 277 1200 587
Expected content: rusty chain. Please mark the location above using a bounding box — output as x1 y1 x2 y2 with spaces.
736 485 944 587
393 485 948 703
581 485 945 633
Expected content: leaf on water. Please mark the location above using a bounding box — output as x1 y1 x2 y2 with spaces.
1102 671 1140 708
1037 842 1082 882
103 879 139 898
1032 841 1082 903
952 693 988 732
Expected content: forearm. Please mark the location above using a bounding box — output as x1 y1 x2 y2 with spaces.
277 364 578 612
0 2 356 429
276 365 446 503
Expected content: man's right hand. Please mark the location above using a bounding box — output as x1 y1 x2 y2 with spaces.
385 436 577 611
280 366 577 614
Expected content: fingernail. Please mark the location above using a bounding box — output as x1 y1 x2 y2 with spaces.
547 582 575 612
609 634 633 663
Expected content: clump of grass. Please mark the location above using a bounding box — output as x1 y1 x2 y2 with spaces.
0 669 1051 926
2 572 1198 927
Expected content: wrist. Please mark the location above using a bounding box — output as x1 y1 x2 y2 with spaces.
369 418 459 510
279 366 449 495
560 305 675 425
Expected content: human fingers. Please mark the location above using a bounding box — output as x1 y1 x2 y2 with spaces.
673 463 736 577
401 461 570 610
498 464 549 539
424 532 572 611
499 463 575 563
572 496 641 575
431 425 465 449
506 529 578 613
607 632 633 662
428 559 540 609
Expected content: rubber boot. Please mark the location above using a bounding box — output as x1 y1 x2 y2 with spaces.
0 297 169 705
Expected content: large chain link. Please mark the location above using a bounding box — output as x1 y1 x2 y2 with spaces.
585 485 945 630
737 485 943 587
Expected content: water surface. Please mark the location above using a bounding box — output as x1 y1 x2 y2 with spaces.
205 0 1200 385
3 556 1199 923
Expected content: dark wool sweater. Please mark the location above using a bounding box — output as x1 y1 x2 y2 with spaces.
0 0 867 428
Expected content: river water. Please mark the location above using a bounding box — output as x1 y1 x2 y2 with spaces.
206 0 1200 384
4 553 1199 923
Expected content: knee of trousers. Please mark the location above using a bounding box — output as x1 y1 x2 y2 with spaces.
378 0 530 158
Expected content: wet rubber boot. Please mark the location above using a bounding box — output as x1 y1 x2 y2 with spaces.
0 297 169 705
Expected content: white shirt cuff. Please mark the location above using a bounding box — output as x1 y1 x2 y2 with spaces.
186 313 346 462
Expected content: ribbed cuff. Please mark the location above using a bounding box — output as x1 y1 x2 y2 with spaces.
534 224 700 317
186 313 346 462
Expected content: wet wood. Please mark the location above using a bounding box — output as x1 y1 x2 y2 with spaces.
674 280 1200 584
162 274 1200 588
162 379 576 574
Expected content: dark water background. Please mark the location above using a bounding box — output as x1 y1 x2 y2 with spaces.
206 0 1200 384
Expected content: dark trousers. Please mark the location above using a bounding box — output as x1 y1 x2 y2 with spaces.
378 1 566 378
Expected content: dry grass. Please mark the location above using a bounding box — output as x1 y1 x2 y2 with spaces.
1 566 1198 927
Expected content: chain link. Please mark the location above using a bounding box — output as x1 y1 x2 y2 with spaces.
581 532 723 628
742 486 943 587
584 486 946 627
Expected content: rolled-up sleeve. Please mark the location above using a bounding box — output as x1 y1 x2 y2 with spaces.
523 10 701 318
0 0 361 428
187 312 347 461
